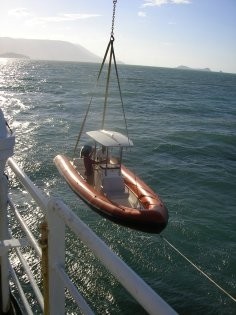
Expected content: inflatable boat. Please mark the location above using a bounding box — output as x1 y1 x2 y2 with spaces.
54 129 168 233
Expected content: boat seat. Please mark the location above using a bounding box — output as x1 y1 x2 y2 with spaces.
102 176 125 194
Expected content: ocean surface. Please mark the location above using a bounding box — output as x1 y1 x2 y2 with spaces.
0 58 235 314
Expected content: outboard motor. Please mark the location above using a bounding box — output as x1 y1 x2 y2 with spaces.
80 145 93 158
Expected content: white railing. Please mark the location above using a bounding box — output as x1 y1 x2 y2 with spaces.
3 157 177 315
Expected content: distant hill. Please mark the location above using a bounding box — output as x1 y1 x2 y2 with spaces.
0 37 101 63
0 52 30 59
177 65 211 72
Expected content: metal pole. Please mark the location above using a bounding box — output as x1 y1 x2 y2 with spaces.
0 108 15 313
50 198 177 315
47 200 66 315
0 175 10 313
39 220 49 315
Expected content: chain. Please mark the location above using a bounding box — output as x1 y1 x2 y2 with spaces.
111 0 117 39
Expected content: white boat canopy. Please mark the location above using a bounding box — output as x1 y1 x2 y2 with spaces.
86 130 133 147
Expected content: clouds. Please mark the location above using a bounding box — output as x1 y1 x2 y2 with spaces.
26 13 101 26
8 8 101 26
8 8 32 17
142 0 190 7
138 11 147 18
5 6 102 45
139 0 190 18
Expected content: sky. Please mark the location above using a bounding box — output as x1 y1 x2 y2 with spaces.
0 0 236 73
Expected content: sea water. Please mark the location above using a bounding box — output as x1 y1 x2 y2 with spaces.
0 59 235 314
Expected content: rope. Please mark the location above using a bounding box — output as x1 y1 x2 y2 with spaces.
160 235 236 303
73 0 131 154
5 120 13 134
73 40 112 156
73 95 93 156
111 45 130 143
101 35 130 141
102 38 114 129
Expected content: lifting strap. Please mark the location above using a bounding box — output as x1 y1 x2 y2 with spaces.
73 0 130 156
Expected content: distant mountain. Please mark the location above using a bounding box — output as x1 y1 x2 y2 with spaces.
0 37 101 63
176 65 211 72
0 52 30 59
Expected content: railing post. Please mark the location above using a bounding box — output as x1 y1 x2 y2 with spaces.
0 108 15 313
0 175 10 313
39 220 49 315
46 198 66 315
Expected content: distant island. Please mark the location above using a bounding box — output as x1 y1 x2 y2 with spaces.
176 65 211 72
0 37 101 63
0 52 30 59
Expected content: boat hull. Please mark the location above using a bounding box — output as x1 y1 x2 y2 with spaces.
54 155 168 233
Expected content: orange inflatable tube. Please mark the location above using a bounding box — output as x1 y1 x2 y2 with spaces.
54 155 168 233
